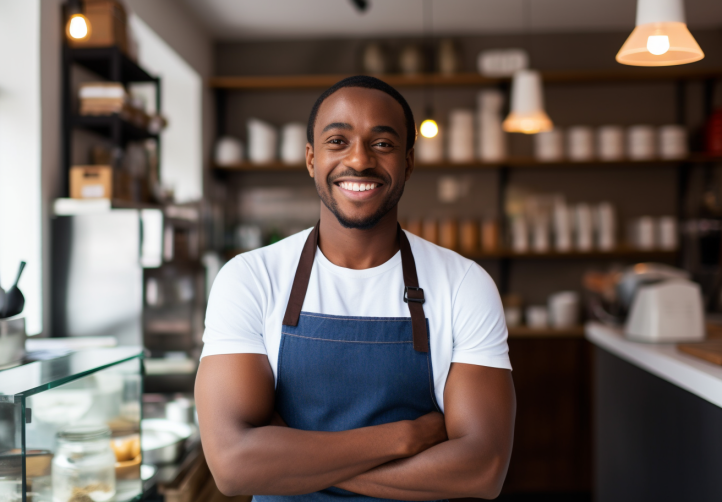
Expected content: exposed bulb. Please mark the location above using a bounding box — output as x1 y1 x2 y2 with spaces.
420 119 439 139
67 14 89 40
647 35 670 55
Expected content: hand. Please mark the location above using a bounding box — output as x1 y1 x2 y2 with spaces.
405 412 447 456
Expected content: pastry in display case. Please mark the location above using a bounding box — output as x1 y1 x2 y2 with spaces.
0 347 143 502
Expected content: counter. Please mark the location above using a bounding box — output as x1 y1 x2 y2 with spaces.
585 322 722 502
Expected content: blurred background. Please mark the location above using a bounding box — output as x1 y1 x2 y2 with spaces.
1 0 722 501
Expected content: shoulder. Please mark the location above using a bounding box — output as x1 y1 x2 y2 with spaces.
405 230 481 283
226 227 313 277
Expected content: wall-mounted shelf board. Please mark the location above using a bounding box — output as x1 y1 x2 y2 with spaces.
209 68 722 90
72 114 158 145
66 46 156 83
213 155 721 173
508 326 585 338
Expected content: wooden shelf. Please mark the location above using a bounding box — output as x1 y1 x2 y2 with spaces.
209 68 722 90
213 155 721 174
72 114 158 146
508 325 585 338
66 46 156 84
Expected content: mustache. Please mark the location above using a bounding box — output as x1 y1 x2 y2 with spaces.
328 168 389 185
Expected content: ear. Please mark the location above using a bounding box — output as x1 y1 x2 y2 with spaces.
404 147 415 182
305 143 315 178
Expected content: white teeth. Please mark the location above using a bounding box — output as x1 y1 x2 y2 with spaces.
338 181 378 191
359 184 366 192
367 183 374 190
353 183 360 191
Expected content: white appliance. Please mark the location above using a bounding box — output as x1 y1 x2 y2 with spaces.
624 279 705 342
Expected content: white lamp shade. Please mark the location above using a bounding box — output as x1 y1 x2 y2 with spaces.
617 0 704 66
503 69 553 135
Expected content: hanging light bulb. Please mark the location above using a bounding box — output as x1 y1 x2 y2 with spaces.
65 0 91 42
420 119 439 139
503 69 553 135
616 0 703 66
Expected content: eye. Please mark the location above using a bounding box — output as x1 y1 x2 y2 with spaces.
373 141 393 148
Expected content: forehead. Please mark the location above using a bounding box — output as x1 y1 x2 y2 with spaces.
316 87 406 131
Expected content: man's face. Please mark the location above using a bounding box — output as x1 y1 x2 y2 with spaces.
306 87 414 230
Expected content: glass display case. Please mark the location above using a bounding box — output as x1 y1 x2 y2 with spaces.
0 347 144 502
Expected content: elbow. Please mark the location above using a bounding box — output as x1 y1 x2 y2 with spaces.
208 456 254 497
469 454 508 500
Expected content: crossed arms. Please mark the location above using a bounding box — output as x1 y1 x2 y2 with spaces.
195 354 516 500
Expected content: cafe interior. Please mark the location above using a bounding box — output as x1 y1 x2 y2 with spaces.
1 0 721 500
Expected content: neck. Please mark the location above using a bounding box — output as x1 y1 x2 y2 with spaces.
317 204 399 270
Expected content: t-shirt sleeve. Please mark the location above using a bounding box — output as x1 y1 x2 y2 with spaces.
450 262 512 370
200 256 268 358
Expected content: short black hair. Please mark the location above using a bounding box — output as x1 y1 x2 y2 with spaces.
307 75 416 152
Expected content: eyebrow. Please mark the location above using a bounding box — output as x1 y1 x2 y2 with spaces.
371 125 400 138
322 122 352 133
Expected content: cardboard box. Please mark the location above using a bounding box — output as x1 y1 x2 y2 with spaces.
68 0 128 54
70 165 113 199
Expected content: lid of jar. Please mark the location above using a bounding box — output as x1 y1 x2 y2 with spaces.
57 424 111 441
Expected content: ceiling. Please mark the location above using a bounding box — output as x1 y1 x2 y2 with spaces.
179 0 722 40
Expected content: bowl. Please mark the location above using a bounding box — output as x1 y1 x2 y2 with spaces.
141 419 193 465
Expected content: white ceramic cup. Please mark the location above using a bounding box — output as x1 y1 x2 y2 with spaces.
548 291 580 328
535 129 565 162
248 118 278 164
280 123 307 165
567 126 595 161
658 216 678 250
526 306 549 329
575 203 594 251
597 126 625 161
596 202 617 251
214 136 243 166
658 125 688 160
627 125 656 160
504 306 522 328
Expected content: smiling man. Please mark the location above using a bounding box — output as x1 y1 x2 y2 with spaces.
196 76 516 502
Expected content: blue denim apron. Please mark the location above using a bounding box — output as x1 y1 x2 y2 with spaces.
255 223 442 502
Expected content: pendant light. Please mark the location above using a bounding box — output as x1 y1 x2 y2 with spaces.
503 70 553 134
616 0 704 66
66 0 91 41
419 0 438 139
502 0 553 135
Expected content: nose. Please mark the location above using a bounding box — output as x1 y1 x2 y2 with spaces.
343 140 376 172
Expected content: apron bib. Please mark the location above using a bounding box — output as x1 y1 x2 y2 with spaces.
254 223 444 502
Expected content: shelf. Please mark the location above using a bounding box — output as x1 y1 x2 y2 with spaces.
66 46 156 83
508 326 585 338
54 198 162 216
209 67 722 90
465 248 677 260
72 114 158 145
213 155 721 174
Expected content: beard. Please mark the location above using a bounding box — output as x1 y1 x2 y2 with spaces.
316 169 405 230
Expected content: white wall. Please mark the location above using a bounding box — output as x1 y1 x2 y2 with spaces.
131 15 204 203
0 0 43 334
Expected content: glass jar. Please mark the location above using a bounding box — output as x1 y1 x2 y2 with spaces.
52 425 116 502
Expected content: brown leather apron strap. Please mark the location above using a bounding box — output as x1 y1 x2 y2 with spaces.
282 222 319 327
398 224 429 353
282 222 429 353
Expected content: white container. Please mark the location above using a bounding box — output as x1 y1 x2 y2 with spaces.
627 125 656 160
632 216 656 250
511 215 529 253
477 90 507 162
575 203 594 251
504 306 522 328
548 291 580 328
534 129 564 162
448 109 475 163
417 129 444 164
658 125 688 159
526 305 549 329
247 118 278 164
597 126 625 161
553 200 573 252
214 136 243 166
280 123 307 165
658 216 678 250
596 202 617 251
477 49 529 77
567 126 595 161
531 219 550 253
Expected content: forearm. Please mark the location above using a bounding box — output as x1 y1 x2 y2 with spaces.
206 420 412 496
336 437 508 500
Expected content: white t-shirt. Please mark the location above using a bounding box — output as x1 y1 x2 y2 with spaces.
201 228 511 411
